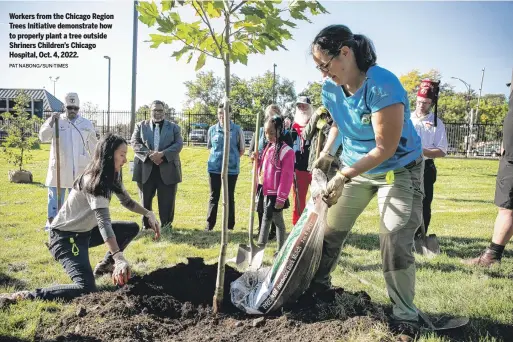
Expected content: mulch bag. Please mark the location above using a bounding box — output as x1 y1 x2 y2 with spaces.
230 169 329 314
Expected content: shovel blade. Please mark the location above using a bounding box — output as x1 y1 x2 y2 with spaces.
235 244 265 270
414 234 440 258
421 316 469 331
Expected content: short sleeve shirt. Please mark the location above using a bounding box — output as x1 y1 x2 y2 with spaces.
321 65 422 174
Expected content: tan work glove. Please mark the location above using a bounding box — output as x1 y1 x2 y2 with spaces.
312 151 335 175
112 252 131 286
323 172 350 207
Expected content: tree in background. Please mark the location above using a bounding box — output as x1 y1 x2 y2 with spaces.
182 70 296 130
1 91 41 183
299 81 322 108
137 0 327 312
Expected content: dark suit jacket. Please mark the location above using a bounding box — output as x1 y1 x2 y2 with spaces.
131 119 183 185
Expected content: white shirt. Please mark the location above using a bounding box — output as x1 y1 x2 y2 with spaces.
411 112 448 160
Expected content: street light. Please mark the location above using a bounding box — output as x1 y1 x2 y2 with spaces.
49 76 59 96
272 63 277 103
104 56 111 132
451 76 474 157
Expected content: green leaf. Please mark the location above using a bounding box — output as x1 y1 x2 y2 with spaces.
137 1 160 27
148 33 175 48
186 52 194 63
205 1 222 18
156 16 176 33
195 52 206 71
171 46 192 61
240 6 266 19
161 0 174 11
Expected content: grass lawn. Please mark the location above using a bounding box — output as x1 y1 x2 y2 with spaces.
0 144 512 341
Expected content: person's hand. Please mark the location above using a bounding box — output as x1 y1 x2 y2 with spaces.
249 152 255 162
145 211 161 240
323 172 350 207
149 151 164 165
49 113 60 127
112 252 131 286
274 201 284 210
312 152 335 174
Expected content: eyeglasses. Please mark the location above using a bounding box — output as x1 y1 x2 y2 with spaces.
66 106 79 111
316 49 342 73
152 109 164 113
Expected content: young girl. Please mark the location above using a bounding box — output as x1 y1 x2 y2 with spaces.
257 116 295 251
1 133 160 303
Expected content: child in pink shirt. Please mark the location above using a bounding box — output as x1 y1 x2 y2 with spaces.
257 116 295 250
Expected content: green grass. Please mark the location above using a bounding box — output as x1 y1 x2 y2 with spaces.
0 145 512 341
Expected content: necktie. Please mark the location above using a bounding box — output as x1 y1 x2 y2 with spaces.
154 124 160 151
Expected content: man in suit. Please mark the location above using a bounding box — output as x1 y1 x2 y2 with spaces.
131 100 183 230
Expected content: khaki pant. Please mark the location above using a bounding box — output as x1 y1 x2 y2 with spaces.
312 157 424 321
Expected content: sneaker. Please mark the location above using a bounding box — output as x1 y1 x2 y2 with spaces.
388 318 420 341
93 259 115 277
462 248 501 267
204 224 213 231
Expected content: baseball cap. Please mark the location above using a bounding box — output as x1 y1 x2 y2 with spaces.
64 92 80 108
296 96 311 105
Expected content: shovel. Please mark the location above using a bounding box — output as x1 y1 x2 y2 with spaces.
234 110 265 270
54 115 62 211
418 310 469 331
414 221 440 258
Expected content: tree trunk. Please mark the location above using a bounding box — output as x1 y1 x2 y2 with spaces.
213 7 231 314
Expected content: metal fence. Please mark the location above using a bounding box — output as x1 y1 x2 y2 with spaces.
1 109 504 158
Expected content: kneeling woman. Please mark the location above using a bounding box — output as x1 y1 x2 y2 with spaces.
2 133 160 302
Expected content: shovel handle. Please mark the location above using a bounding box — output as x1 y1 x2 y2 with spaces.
54 116 62 211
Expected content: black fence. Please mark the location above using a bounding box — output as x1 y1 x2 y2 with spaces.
0 109 505 158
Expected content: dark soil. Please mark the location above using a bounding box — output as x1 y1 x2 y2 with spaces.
31 257 498 342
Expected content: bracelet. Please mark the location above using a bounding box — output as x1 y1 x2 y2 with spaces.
112 249 121 257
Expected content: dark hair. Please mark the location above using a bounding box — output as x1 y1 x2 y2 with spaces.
151 100 165 107
266 115 286 166
218 102 232 112
74 133 127 199
312 25 377 72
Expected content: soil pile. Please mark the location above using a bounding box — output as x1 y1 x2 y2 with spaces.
35 257 389 342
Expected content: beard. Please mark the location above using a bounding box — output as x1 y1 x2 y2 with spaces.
294 107 313 126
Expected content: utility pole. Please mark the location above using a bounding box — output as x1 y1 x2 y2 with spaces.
49 76 59 96
104 56 111 132
272 63 277 104
475 67 485 123
451 76 473 157
130 1 139 134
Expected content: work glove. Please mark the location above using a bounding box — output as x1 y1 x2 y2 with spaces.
112 252 131 286
312 151 335 175
323 172 350 207
315 106 329 129
145 211 161 240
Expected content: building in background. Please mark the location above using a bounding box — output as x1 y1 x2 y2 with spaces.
0 88 64 119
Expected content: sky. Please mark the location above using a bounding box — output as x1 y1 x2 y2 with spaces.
1 1 512 113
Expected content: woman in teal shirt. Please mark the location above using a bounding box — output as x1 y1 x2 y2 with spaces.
309 25 424 337
205 103 245 231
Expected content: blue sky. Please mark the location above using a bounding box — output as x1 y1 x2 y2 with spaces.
1 1 512 112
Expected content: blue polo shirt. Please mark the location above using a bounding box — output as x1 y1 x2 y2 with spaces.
207 121 244 175
322 65 421 174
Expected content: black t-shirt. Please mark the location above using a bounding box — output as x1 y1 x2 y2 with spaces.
502 88 513 161
290 127 311 172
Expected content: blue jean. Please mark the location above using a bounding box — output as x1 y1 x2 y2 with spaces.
31 222 139 301
47 187 72 220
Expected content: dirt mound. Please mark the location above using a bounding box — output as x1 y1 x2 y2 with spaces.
35 258 387 342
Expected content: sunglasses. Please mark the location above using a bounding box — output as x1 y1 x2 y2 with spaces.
66 106 79 111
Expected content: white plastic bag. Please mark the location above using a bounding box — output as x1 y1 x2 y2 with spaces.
231 169 329 314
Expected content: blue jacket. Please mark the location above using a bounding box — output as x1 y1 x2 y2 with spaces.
207 121 245 175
